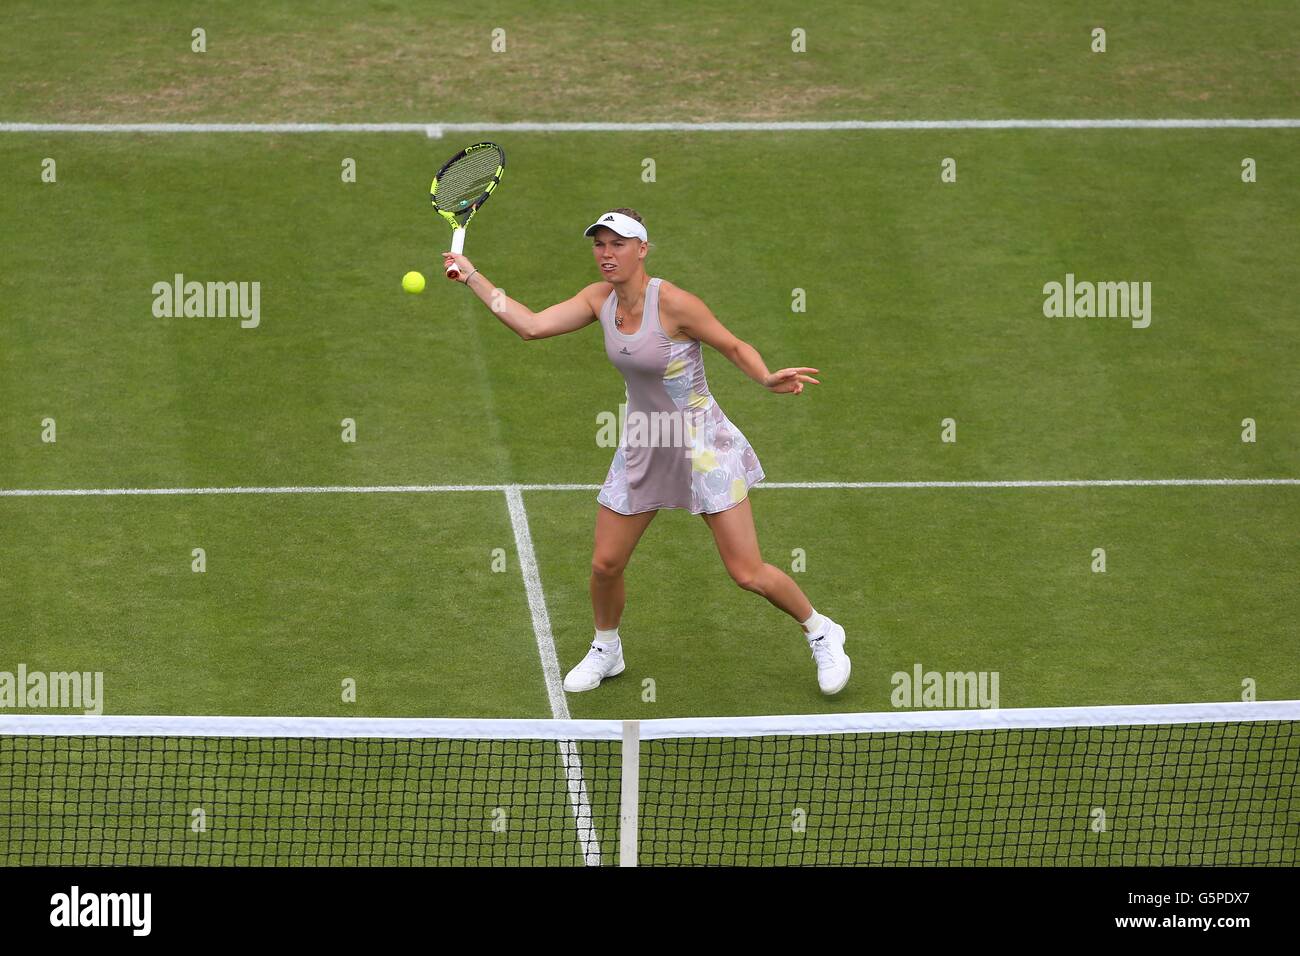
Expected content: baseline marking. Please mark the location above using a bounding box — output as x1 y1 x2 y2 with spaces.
3 119 1299 135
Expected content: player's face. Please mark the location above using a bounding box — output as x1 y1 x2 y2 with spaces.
592 228 645 282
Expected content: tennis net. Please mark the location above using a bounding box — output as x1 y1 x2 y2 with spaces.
1 701 1295 866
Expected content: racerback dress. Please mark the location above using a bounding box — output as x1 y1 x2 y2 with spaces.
596 277 765 515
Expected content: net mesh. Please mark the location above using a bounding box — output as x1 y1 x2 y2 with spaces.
432 146 502 220
639 721 1297 865
1 736 617 866
1 707 1295 866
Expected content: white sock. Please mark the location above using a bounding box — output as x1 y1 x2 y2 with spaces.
594 627 620 650
800 610 829 639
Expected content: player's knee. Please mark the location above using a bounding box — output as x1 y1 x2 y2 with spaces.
591 556 626 580
729 565 764 593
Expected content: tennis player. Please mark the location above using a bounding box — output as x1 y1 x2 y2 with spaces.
442 209 850 695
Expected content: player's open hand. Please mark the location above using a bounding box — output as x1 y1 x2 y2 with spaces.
441 252 476 282
764 367 820 395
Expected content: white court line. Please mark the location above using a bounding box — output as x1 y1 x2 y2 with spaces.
503 486 602 866
503 486 570 718
751 478 1300 489
0 484 510 496
2 119 1299 135
2 478 1296 497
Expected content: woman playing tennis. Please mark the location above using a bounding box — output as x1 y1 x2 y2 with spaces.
441 209 850 695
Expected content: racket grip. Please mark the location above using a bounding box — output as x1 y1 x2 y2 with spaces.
445 227 466 280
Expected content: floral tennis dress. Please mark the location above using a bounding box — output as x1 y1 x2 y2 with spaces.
596 277 765 515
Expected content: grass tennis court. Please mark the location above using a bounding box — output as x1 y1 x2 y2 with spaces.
1 0 1296 867
2 130 1295 717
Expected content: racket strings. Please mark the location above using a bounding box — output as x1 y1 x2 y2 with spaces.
434 148 503 218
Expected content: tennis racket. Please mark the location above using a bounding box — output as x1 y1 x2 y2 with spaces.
430 142 506 281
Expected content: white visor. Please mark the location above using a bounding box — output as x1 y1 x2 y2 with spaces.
583 212 648 242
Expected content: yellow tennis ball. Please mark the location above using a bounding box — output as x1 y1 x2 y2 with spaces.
402 271 426 294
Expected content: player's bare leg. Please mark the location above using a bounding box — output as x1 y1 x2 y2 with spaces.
590 504 658 629
700 496 850 694
699 497 811 619
565 504 658 692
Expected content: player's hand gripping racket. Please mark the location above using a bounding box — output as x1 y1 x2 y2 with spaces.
430 142 506 280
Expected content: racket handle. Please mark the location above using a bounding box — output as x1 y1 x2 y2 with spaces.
446 227 466 280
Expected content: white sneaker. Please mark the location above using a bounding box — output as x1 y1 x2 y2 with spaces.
563 642 626 692
808 621 850 695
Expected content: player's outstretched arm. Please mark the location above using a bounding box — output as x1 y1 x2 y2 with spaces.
442 253 599 340
661 281 821 394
